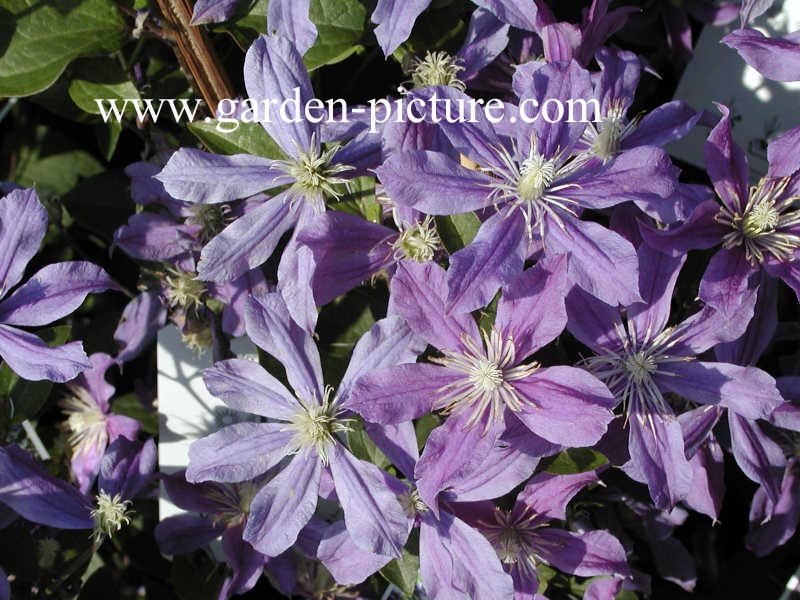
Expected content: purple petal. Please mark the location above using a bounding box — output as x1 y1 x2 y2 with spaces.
495 254 568 359
622 100 700 149
684 435 725 520
626 245 685 340
746 461 800 556
220 523 267 598
98 437 156 499
446 211 527 313
190 0 243 24
244 35 315 156
389 260 479 351
187 423 291 483
512 367 615 447
419 509 514 600
345 363 455 423
723 28 800 83
546 215 641 306
0 445 93 529
657 361 782 420
244 293 324 397
114 213 197 261
298 210 395 305
729 412 785 505
0 188 47 297
156 149 285 204
541 22 581 62
704 104 749 213
714 275 778 366
364 421 419 480
316 521 393 584
243 451 321 557
329 444 409 557
155 514 223 555
535 529 629 578
276 205 319 332
457 9 510 80
679 405 723 459
371 0 431 56
517 471 599 520
203 358 297 421
565 286 625 354
0 262 116 327
639 199 725 257
699 247 759 317
0 324 90 383
594 47 640 115
114 291 167 363
376 150 491 215
268 0 317 56
472 0 551 31
767 125 800 178
624 407 692 509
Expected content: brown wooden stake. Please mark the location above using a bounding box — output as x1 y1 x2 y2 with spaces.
153 0 235 115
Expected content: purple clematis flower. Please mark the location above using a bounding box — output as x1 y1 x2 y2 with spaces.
642 107 800 317
59 353 140 494
346 257 616 510
157 35 372 330
0 438 155 542
186 292 423 559
0 188 117 382
723 27 800 83
566 242 784 508
377 60 679 312
463 471 630 599
371 0 433 56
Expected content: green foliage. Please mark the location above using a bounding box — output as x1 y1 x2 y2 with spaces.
541 448 609 474
189 120 286 158
435 212 481 253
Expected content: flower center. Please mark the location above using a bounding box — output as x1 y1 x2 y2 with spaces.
284 386 351 465
623 351 657 385
165 269 207 312
411 51 465 90
480 508 540 579
186 204 230 240
717 177 800 264
399 489 428 518
517 153 558 203
91 491 132 542
391 216 441 262
431 329 539 432
60 389 108 456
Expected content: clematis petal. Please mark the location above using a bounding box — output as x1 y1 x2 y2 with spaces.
516 471 600 521
371 0 432 56
0 262 117 327
219 522 267 598
729 412 785 505
722 28 800 83
746 461 800 556
534 529 630 578
704 104 749 213
512 366 615 447
186 423 291 483
684 435 725 521
243 451 321 557
472 0 552 34
114 291 167 364
155 514 224 555
626 245 686 341
329 444 409 557
98 438 156 500
202 358 297 421
190 0 243 24
699 247 760 317
157 149 286 204
0 188 48 297
244 293 324 398
316 521 393 584
0 324 90 383
267 0 317 55
622 101 701 149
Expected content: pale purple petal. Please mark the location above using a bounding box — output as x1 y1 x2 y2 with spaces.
156 149 286 204
546 215 641 306
767 125 800 178
0 262 116 327
535 529 629 578
371 0 431 56
639 199 726 257
541 22 581 62
684 435 725 520
202 358 297 421
472 0 551 32
243 451 321 557
0 188 47 297
622 101 700 148
186 423 291 483
190 0 243 24
446 211 527 313
626 245 685 340
517 471 599 520
114 291 167 363
155 514 224 555
699 247 759 317
329 444 409 557
316 521 393 584
0 445 93 529
277 206 318 332
244 34 315 156
268 0 317 56
704 104 749 213
512 367 615 447
98 437 156 499
495 254 568 359
114 213 197 261
723 28 800 83
0 324 90 383
729 412 785 505
244 293 324 397
457 9 510 80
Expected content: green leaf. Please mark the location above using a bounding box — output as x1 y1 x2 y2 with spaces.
0 0 128 97
414 414 441 449
347 418 390 470
435 212 481 253
188 120 286 159
380 549 420 597
334 176 381 223
112 393 157 436
305 0 367 71
541 448 608 475
0 326 71 424
68 57 140 116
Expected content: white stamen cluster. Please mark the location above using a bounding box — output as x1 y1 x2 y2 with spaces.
283 386 351 465
580 320 692 432
411 51 466 90
581 101 638 161
91 491 132 542
390 216 441 262
399 488 428 519
431 329 539 432
482 140 586 240
60 388 108 457
480 508 542 581
274 134 353 212
165 268 207 312
717 176 800 264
